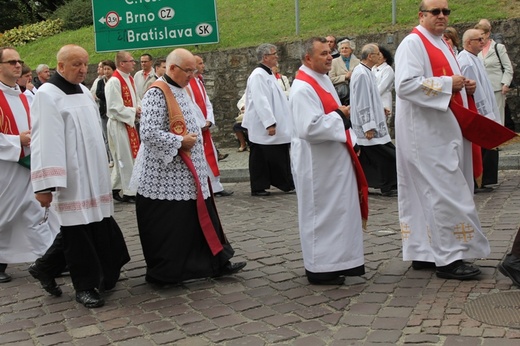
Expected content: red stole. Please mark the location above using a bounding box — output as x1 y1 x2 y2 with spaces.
150 80 224 256
0 90 30 158
295 70 369 228
412 28 519 151
112 70 140 158
189 77 220 177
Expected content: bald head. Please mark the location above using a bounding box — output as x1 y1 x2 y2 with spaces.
462 29 484 55
56 44 89 85
166 48 196 87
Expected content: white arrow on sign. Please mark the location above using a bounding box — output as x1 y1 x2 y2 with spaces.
99 16 106 25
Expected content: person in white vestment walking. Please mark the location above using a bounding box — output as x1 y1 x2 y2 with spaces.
457 28 501 192
105 51 141 203
0 47 59 283
242 43 294 196
186 55 233 197
350 43 397 197
30 45 130 308
394 0 490 280
289 37 366 285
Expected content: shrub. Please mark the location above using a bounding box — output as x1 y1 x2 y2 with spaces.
0 19 63 47
51 0 93 31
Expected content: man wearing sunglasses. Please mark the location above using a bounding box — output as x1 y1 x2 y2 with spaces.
394 0 490 280
0 47 59 284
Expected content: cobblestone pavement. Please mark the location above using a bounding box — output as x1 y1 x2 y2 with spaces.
1 171 520 345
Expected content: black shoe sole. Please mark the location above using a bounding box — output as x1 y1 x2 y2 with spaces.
308 276 346 285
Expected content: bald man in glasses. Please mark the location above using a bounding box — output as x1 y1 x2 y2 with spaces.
394 0 490 280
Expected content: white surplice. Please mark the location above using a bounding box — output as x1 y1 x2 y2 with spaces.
372 62 395 115
350 63 392 146
105 71 140 195
394 25 490 266
30 79 113 226
289 65 364 273
242 65 292 145
457 50 500 122
0 83 59 263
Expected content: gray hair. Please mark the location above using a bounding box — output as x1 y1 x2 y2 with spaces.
36 64 49 73
360 43 378 60
338 39 356 50
256 43 277 62
300 37 327 61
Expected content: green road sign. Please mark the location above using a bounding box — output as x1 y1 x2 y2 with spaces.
92 0 219 52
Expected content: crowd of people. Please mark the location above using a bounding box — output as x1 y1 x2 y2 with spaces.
1 0 520 309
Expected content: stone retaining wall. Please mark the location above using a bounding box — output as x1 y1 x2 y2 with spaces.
86 18 520 147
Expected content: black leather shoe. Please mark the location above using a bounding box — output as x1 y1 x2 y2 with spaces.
218 153 229 161
436 260 480 280
0 271 12 283
308 276 345 285
251 190 271 197
214 190 234 197
215 261 247 277
28 263 62 297
122 195 136 203
76 290 104 308
498 254 520 287
112 191 124 202
412 261 436 270
474 186 494 194
381 190 398 197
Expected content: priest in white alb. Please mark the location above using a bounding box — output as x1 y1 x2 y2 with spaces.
289 37 368 285
350 43 397 197
394 0 490 280
105 51 141 203
457 28 501 190
0 47 59 283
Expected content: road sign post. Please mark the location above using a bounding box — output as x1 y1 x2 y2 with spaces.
92 0 219 52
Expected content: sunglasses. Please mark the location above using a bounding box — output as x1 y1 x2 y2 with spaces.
0 59 24 66
421 8 451 16
470 37 484 42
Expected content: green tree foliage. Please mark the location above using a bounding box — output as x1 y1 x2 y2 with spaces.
0 0 66 32
50 0 93 30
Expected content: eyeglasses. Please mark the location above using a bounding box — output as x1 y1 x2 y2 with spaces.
122 60 136 63
421 8 451 16
265 52 278 56
0 59 24 66
470 37 484 42
174 64 197 75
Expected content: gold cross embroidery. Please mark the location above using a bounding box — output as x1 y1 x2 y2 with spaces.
401 222 411 241
453 223 475 242
421 78 442 97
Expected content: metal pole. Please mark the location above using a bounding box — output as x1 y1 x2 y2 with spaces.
392 0 396 25
295 0 300 35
